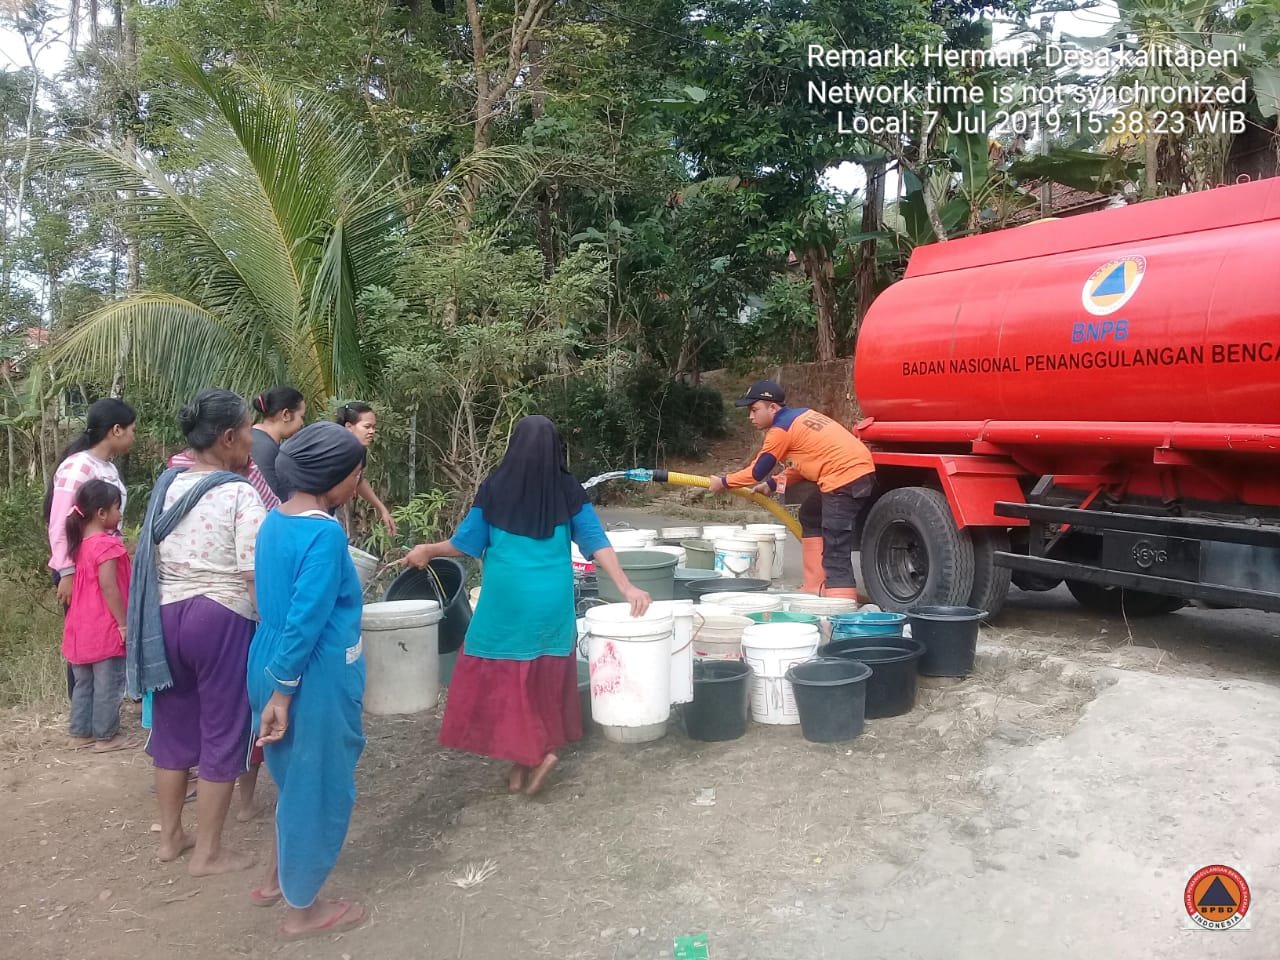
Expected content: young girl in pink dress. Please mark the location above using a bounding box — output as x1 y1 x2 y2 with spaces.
64 479 133 752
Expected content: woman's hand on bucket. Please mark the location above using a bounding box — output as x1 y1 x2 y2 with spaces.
402 543 436 569
623 585 651 617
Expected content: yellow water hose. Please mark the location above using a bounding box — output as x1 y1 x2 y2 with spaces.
657 470 802 539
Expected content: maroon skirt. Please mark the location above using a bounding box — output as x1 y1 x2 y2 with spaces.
439 650 582 767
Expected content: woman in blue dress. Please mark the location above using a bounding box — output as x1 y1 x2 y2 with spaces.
405 415 650 796
247 422 369 940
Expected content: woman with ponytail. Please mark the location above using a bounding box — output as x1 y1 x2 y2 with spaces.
46 398 137 606
250 386 306 501
46 398 137 701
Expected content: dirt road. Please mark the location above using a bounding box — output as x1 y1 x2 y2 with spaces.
3 507 1278 959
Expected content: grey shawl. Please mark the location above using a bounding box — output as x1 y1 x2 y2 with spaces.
125 467 251 699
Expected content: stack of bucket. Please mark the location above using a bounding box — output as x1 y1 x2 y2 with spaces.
741 620 821 725
583 600 697 744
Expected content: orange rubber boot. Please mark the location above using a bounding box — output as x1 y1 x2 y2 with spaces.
800 537 826 594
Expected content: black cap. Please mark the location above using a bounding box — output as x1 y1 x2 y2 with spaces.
734 379 786 407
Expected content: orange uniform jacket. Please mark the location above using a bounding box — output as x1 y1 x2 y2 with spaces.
722 406 874 493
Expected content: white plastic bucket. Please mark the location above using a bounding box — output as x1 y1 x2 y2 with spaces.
747 524 789 581
714 538 758 578
691 610 753 659
607 528 657 549
781 594 860 638
706 592 783 617
647 544 688 567
652 599 694 704
349 546 379 589
585 603 673 742
741 622 821 725
702 524 745 541
660 526 702 543
740 530 777 582
360 600 443 715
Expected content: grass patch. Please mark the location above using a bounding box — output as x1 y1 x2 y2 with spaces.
0 577 66 710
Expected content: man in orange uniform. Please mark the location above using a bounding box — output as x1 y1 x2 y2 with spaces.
707 380 875 598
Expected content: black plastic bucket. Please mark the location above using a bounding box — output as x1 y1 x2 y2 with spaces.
683 659 752 741
907 605 986 677
383 558 473 656
685 578 771 603
786 658 873 743
818 633 917 659
829 640 925 718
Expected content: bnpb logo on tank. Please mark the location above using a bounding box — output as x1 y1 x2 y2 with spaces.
1080 255 1146 317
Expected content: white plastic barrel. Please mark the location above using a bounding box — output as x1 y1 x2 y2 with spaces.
714 538 758 577
746 524 789 581
690 610 753 659
585 603 673 743
652 599 694 704
741 622 821 725
349 546 379 589
360 600 442 715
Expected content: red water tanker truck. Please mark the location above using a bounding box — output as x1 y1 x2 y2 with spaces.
850 176 1280 617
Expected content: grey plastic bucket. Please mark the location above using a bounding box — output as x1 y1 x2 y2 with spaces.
597 550 678 602
681 538 716 570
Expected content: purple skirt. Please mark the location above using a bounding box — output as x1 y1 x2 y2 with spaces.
146 595 254 782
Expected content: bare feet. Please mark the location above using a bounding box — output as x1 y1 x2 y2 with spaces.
157 830 196 862
235 801 265 823
92 734 133 753
68 735 94 750
279 900 367 940
524 752 559 796
189 847 255 877
507 763 528 794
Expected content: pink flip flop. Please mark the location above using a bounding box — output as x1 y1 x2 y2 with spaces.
278 900 367 940
250 887 282 907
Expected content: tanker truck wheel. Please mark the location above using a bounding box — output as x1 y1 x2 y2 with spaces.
1065 580 1185 616
968 529 1012 617
860 487 975 612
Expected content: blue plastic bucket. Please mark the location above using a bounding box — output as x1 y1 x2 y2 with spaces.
828 611 907 639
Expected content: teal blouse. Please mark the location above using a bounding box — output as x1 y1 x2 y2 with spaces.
450 503 610 661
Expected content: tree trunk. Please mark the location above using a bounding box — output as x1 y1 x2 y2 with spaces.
802 246 838 362
459 0 557 232
111 0 140 399
408 407 417 498
1144 125 1159 198
855 159 885 337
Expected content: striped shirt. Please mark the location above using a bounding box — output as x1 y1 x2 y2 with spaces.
167 450 281 511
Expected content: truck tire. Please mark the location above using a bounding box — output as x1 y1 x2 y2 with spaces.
1065 580 1185 616
860 487 975 612
969 528 1012 616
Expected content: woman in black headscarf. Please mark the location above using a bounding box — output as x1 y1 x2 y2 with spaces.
405 415 650 796
247 422 369 938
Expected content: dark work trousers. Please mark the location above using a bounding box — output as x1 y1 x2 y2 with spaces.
798 474 876 589
52 570 75 701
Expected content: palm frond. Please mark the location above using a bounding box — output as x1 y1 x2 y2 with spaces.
50 293 278 405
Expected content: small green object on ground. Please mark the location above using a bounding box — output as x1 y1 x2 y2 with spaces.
674 934 710 959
